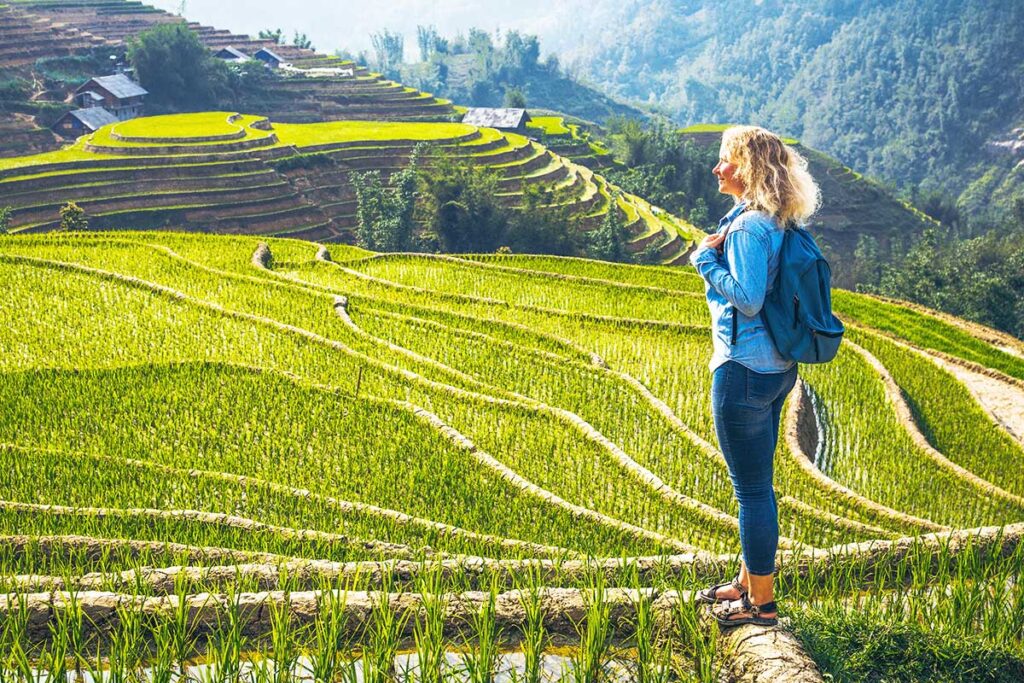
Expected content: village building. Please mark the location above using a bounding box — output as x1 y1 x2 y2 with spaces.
254 47 286 69
214 46 250 63
74 74 148 121
461 108 532 134
51 107 119 138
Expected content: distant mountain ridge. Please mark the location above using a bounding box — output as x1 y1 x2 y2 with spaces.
556 0 1024 220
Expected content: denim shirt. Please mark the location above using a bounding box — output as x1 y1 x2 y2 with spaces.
689 202 795 374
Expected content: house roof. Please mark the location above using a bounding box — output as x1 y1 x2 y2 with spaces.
216 46 249 60
461 108 531 129
76 73 148 100
62 107 119 131
254 47 284 63
79 91 104 102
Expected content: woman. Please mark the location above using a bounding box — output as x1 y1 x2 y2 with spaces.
689 125 821 627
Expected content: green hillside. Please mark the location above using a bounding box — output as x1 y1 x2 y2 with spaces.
678 125 936 288
0 111 699 262
0 231 1022 679
0 0 456 158
557 0 1024 223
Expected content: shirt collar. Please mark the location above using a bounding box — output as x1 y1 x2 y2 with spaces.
718 200 748 229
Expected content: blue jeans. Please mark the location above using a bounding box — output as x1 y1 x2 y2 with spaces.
711 360 798 576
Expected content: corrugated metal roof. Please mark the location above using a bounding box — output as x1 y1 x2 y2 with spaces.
79 91 104 102
65 107 119 131
77 74 148 100
216 46 249 60
461 108 531 129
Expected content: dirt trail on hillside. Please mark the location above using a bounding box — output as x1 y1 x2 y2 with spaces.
924 352 1024 446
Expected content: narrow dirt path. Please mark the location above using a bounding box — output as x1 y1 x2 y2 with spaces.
922 351 1024 447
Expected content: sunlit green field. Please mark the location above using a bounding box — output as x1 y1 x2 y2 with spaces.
0 231 1022 681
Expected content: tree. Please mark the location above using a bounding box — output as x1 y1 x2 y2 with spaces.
370 29 404 80
418 151 507 253
0 206 11 234
292 31 313 50
585 195 629 262
128 23 228 110
59 202 87 232
503 87 526 108
416 25 440 62
258 28 284 44
352 169 417 252
505 182 579 256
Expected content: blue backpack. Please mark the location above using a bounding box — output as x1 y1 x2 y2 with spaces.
760 225 845 363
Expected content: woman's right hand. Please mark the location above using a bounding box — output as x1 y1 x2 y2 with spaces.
700 232 726 252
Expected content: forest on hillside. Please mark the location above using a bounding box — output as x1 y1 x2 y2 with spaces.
553 0 1024 224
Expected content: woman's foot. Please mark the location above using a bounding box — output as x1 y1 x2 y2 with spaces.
713 595 778 627
695 575 747 604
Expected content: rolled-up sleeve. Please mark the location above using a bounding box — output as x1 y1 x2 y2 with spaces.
690 227 770 317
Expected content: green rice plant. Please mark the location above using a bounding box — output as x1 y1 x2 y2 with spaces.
413 567 449 683
109 603 145 683
307 587 356 683
267 593 301 683
1 593 36 683
516 571 547 683
363 574 410 683
569 572 615 683
202 589 248 683
460 575 502 683
671 588 719 683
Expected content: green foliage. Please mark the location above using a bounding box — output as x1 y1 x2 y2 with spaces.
397 26 640 121
258 28 284 44
0 76 29 107
569 0 1024 217
505 182 579 256
0 206 11 235
128 23 229 111
503 87 527 109
58 201 87 232
865 221 1024 339
33 51 111 89
370 30 404 80
791 603 1024 683
418 151 508 253
604 119 730 231
416 25 441 62
584 194 629 262
292 31 313 50
352 169 418 252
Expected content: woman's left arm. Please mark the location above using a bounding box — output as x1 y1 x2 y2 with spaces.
690 227 770 317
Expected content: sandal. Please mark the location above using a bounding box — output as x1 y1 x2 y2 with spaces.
695 574 747 605
713 594 778 628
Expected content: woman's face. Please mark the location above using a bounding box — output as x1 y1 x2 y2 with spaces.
713 150 746 198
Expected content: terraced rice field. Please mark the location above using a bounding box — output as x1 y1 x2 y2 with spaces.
0 231 1022 680
0 112 699 263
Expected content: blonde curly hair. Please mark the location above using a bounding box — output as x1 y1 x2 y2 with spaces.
721 125 820 226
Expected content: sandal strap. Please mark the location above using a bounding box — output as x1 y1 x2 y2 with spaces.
749 599 777 616
702 574 747 600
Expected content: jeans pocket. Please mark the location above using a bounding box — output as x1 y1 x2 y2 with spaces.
745 367 782 407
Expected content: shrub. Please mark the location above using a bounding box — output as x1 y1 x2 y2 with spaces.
59 202 88 232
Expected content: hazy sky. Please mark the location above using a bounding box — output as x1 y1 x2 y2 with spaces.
147 0 589 60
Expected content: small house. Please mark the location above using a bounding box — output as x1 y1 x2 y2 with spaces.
74 74 148 121
52 107 119 138
254 47 286 69
215 46 250 63
461 108 532 133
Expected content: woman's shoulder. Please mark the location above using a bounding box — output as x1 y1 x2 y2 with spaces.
733 209 782 234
